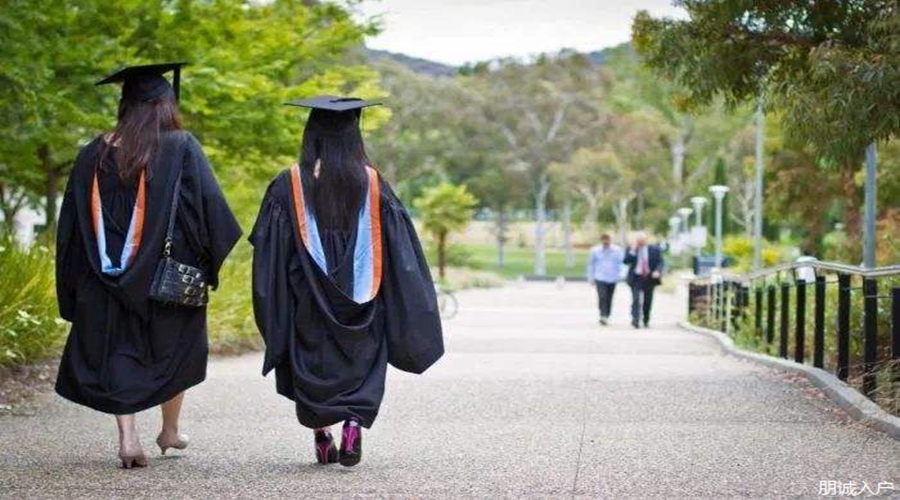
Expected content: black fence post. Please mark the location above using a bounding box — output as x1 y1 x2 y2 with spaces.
687 283 694 317
837 274 851 381
721 281 729 332
862 278 878 397
755 285 763 338
795 279 806 364
739 284 749 324
814 276 826 369
719 282 726 331
780 282 790 359
766 285 776 345
711 283 719 328
892 287 899 394
893 287 900 363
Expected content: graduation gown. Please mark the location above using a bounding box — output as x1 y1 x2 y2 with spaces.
55 131 241 415
250 166 444 429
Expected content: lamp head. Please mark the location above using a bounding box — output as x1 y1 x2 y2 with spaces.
709 185 730 200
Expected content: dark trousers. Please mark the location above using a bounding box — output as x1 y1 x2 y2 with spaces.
630 278 656 325
594 281 616 319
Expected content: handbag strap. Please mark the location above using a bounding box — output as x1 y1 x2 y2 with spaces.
162 166 183 257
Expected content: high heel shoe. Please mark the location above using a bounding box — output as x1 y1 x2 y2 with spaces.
156 432 189 456
339 419 362 467
118 444 149 469
314 429 339 464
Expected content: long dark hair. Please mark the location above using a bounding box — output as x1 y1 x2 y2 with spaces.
99 95 182 182
299 109 370 229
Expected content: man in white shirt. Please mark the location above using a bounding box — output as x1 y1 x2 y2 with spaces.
586 233 624 325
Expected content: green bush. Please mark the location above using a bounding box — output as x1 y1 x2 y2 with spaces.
206 240 261 355
821 228 856 263
0 238 67 366
0 232 261 366
712 274 900 416
424 243 474 269
723 235 785 272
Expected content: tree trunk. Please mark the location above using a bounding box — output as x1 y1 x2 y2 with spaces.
496 208 508 269
533 177 550 276
582 198 599 241
671 130 687 205
840 167 861 238
636 189 645 229
743 197 753 237
1 206 19 234
437 231 447 280
39 144 60 234
562 198 574 270
0 183 23 234
614 198 630 246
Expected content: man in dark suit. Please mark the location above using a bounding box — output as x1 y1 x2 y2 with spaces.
623 233 664 328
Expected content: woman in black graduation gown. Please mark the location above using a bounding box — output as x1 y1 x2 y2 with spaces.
55 63 241 468
250 96 444 467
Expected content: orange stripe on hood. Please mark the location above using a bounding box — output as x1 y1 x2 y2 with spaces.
289 164 310 246
366 166 383 301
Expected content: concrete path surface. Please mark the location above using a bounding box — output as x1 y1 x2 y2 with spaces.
1 282 898 497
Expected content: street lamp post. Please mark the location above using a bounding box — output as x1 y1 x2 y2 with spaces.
709 185 730 269
677 207 693 235
690 196 707 228
668 215 681 252
690 196 708 255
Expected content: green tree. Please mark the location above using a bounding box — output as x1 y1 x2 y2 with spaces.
0 0 381 231
467 52 609 275
603 43 751 228
550 148 627 240
0 0 123 232
632 1 899 162
413 183 478 280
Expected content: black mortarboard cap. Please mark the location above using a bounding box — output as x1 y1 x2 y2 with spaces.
96 62 186 102
285 95 382 112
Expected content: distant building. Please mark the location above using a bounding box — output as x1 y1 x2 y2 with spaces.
2 205 48 246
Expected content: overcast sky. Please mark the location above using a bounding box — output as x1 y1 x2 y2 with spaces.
355 0 686 66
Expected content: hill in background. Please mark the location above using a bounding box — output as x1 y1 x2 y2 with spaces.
366 49 459 77
365 46 619 77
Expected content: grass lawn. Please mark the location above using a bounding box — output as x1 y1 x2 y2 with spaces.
462 243 589 279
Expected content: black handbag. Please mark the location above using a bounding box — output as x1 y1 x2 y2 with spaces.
149 169 209 307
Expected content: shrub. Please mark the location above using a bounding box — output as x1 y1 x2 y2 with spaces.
206 241 262 355
424 243 473 269
413 183 478 280
723 234 786 272
723 274 900 416
0 238 67 366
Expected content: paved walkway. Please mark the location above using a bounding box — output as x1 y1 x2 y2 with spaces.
1 283 898 497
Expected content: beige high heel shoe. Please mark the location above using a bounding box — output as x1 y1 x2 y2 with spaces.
118 443 149 469
156 432 189 455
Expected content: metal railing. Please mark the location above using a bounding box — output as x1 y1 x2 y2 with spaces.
687 261 899 412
